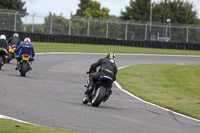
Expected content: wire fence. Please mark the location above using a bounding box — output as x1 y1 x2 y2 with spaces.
0 10 200 43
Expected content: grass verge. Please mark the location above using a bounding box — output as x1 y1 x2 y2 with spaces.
117 64 200 119
0 119 80 133
34 42 200 56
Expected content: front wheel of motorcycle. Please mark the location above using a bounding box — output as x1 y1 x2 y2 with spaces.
91 86 106 107
20 62 28 77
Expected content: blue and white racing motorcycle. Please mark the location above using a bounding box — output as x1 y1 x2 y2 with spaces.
82 73 113 107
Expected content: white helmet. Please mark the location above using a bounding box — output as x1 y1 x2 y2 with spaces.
13 33 19 38
24 37 31 43
0 35 6 40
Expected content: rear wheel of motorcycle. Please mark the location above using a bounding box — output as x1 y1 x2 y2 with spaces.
91 86 106 107
20 62 28 77
0 56 3 70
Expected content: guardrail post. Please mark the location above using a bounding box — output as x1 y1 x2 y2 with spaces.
14 11 19 31
106 19 110 38
186 25 190 43
145 22 149 40
125 21 129 40
50 17 53 34
68 19 71 35
32 13 36 33
87 18 91 37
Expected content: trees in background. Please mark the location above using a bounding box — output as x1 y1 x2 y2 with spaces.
44 13 69 35
69 0 110 37
0 0 26 11
121 0 151 22
74 0 109 19
0 0 26 31
153 0 199 24
120 0 200 42
120 0 199 25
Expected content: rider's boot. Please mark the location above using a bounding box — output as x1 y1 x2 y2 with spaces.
15 62 19 70
15 59 20 70
85 83 93 96
85 76 94 95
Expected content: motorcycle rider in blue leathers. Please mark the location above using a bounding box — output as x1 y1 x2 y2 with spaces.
15 37 35 70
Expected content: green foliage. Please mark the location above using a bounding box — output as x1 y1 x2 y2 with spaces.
121 0 151 21
88 19 106 37
120 0 200 42
152 0 199 24
25 24 44 33
76 0 90 16
120 0 152 39
0 10 26 31
121 0 199 25
0 0 26 31
74 0 109 19
44 13 69 35
71 18 87 36
0 0 26 11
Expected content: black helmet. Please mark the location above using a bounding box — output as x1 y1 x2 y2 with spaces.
106 52 116 59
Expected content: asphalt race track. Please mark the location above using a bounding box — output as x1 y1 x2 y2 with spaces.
0 53 200 133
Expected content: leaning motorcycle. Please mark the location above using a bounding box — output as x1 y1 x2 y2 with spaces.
0 47 8 70
7 45 17 63
18 54 32 77
82 73 113 107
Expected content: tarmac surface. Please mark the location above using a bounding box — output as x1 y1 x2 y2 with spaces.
0 53 200 133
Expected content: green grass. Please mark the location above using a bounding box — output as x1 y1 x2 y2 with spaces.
117 64 200 119
0 119 80 133
34 42 200 55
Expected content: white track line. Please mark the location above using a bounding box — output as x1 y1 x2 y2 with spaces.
0 114 34 124
1 52 200 123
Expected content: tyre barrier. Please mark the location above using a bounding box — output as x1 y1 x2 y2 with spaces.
1 30 200 50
